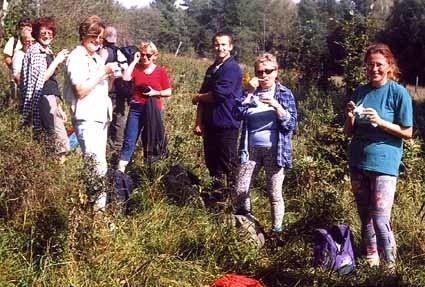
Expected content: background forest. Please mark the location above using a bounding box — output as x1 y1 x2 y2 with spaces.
1 0 425 286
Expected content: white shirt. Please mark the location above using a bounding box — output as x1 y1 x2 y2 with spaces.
3 37 23 57
64 45 112 123
12 49 25 77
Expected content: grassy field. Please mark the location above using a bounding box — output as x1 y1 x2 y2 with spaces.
1 54 425 286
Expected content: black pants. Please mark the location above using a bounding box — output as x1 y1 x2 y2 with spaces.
108 92 129 152
203 127 239 191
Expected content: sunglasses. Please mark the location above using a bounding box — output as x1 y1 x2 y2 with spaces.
140 53 153 59
255 69 275 76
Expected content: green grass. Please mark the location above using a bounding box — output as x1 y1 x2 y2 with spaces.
1 54 425 286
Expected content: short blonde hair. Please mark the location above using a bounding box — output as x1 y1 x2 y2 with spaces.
137 40 158 56
254 53 278 70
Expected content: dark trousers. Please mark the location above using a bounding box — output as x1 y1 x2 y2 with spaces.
108 92 129 152
203 127 239 191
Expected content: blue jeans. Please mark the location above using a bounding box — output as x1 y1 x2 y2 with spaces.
120 103 146 162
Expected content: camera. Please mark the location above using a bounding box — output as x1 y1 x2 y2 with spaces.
113 64 124 78
353 104 364 119
140 84 151 94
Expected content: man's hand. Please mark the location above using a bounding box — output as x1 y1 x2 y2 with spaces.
192 94 200 105
193 124 203 136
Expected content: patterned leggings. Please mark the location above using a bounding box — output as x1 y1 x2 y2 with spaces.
350 167 397 264
232 146 285 231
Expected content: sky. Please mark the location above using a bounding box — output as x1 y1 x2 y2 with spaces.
116 0 154 9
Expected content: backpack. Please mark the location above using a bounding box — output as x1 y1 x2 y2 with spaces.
163 164 203 208
119 45 138 64
230 214 266 249
313 224 355 274
106 169 134 215
104 43 136 101
210 274 263 287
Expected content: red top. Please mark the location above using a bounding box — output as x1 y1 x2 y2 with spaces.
131 64 171 110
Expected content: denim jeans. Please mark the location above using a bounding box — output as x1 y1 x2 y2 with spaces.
120 103 146 162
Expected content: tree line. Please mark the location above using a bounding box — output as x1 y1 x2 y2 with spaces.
2 0 425 87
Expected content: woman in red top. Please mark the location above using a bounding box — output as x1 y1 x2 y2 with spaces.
118 40 171 171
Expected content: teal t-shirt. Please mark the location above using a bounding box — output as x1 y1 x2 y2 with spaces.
349 80 413 176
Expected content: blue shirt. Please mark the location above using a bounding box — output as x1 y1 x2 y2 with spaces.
234 82 297 168
349 80 413 176
246 98 278 147
199 56 242 129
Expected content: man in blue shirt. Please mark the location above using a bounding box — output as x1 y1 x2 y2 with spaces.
192 31 242 199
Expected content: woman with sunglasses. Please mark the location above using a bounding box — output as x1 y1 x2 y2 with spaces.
20 16 70 161
117 40 171 172
344 43 413 269
231 53 297 238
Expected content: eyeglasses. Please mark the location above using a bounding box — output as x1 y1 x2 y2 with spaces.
255 69 275 76
86 33 104 41
40 31 53 37
366 62 387 69
141 53 153 59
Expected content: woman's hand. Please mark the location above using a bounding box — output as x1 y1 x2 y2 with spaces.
260 97 279 108
362 107 381 127
261 98 287 118
346 101 356 119
55 49 69 64
247 77 260 93
133 52 141 64
143 86 159 97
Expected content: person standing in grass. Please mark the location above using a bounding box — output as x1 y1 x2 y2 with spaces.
117 40 171 172
192 31 242 200
344 43 413 269
12 30 34 84
231 53 297 236
64 15 119 209
20 16 70 162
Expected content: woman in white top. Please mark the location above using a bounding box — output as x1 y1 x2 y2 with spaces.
64 15 119 209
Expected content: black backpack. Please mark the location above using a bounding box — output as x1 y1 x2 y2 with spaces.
119 45 138 65
163 164 203 207
104 44 137 100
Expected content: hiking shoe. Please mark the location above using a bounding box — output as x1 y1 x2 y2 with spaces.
266 230 284 247
366 255 380 267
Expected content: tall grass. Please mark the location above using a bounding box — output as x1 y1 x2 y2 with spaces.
0 54 425 286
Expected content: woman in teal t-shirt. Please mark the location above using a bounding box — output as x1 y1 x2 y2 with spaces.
344 43 413 270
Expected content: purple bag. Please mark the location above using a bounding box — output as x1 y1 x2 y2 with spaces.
313 224 355 274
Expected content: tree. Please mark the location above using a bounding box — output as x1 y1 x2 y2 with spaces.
384 0 425 83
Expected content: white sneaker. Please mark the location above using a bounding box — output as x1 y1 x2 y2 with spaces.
94 192 107 211
366 254 380 267
117 160 128 172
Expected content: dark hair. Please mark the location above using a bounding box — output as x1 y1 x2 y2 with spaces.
18 16 32 29
212 31 234 45
78 15 105 41
32 16 56 40
364 43 400 81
